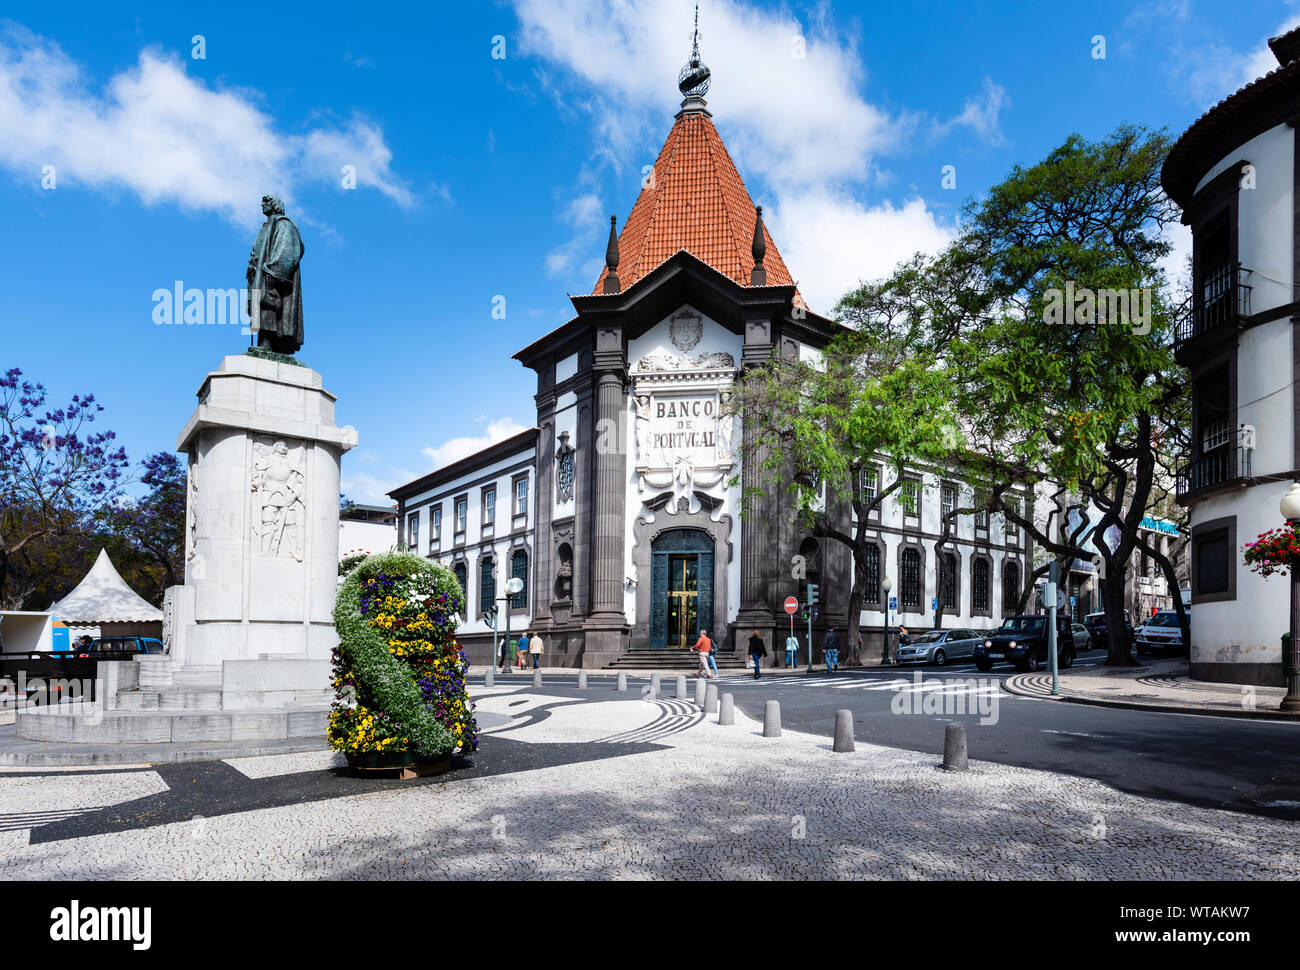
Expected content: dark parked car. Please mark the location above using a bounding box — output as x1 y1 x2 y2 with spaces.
973 615 1076 672
83 636 166 658
1082 610 1134 649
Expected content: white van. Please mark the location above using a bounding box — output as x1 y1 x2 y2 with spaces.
1135 609 1187 656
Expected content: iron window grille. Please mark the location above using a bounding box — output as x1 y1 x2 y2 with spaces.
973 558 990 613
901 547 922 608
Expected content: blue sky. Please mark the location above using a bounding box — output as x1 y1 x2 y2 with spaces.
2 0 1296 504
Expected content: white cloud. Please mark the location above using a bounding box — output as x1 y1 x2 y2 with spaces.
341 469 412 507
0 26 412 226
421 417 531 469
511 0 970 310
1240 14 1300 86
546 190 604 276
768 189 956 312
932 77 1008 146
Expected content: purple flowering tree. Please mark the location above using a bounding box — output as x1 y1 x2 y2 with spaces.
0 368 129 609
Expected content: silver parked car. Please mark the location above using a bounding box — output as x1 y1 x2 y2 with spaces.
896 628 982 666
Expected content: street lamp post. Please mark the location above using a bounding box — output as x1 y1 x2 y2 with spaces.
498 576 526 674
1279 484 1300 711
882 577 894 665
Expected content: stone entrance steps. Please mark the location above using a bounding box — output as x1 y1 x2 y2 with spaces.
606 649 748 671
16 702 328 744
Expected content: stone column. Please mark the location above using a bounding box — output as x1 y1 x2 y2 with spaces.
736 318 776 635
583 326 629 661
532 390 556 630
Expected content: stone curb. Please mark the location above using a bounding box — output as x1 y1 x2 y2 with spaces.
1002 674 1300 722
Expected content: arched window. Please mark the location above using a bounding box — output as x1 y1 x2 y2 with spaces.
862 543 881 605
901 547 921 609
510 549 528 609
1003 561 1020 616
972 558 990 614
480 557 495 616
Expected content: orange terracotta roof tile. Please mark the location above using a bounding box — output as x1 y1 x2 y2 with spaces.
595 107 804 307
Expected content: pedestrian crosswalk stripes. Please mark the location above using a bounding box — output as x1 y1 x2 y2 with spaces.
731 674 1014 697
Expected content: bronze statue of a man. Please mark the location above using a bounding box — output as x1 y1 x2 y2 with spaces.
246 195 305 354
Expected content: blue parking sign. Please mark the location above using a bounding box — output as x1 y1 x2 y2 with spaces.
1070 595 1077 607
889 596 897 611
931 597 938 610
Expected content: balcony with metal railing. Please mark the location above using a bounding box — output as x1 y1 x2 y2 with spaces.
1174 263 1252 351
1176 444 1252 502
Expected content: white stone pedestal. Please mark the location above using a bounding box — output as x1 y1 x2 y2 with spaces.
169 354 357 671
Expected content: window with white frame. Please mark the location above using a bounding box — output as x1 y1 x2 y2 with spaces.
430 506 442 550
482 487 496 528
513 475 528 519
407 511 419 550
454 496 467 535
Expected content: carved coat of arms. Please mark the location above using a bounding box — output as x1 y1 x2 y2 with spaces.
669 310 703 352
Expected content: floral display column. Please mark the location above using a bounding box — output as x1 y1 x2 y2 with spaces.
329 550 479 770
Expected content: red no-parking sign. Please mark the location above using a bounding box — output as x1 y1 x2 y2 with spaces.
784 596 799 615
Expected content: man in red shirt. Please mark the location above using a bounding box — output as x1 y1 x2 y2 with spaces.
693 629 714 679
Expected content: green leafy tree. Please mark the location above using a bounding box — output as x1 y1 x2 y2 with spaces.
838 125 1188 665
733 323 961 666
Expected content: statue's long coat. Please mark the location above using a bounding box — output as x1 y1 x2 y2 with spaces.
247 215 304 352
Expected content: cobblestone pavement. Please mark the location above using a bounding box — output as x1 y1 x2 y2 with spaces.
1005 657 1295 718
0 684 1295 880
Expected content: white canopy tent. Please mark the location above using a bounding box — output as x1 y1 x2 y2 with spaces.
48 549 163 641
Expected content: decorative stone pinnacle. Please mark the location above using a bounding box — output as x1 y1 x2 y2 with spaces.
603 215 621 294
750 205 767 286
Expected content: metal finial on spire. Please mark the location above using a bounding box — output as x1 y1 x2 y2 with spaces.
678 3 711 98
750 205 767 286
603 215 621 294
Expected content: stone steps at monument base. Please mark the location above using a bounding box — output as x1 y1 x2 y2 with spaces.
15 704 328 744
172 666 222 688
114 687 224 712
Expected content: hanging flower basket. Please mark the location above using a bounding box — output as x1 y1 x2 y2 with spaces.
1243 524 1300 578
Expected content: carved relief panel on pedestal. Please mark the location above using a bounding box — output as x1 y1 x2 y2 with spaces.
250 436 307 562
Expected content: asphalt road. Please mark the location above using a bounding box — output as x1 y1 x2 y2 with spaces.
476 649 1300 822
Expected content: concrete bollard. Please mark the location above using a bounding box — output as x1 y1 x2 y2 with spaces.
533 670 543 687
616 672 628 692
650 672 661 696
718 693 735 725
833 709 855 752
694 678 707 706
577 670 587 690
676 675 688 700
943 722 969 772
705 683 719 714
763 700 782 737
484 668 494 688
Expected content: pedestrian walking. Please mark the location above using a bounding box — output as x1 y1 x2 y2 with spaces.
516 632 528 669
747 629 767 679
784 631 799 668
529 630 543 669
824 627 840 672
693 629 714 679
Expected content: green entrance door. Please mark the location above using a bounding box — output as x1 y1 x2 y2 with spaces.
650 529 714 649
665 554 699 648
